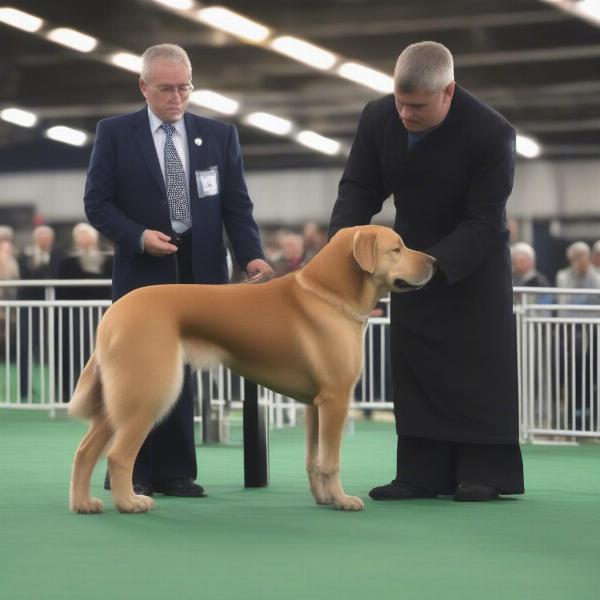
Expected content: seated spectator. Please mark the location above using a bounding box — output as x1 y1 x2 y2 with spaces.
511 242 549 287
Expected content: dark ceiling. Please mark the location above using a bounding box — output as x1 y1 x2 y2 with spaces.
2 0 600 171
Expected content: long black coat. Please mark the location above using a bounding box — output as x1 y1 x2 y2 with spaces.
329 85 518 444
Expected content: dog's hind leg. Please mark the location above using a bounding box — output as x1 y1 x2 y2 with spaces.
305 404 327 505
317 392 364 511
106 419 157 513
70 410 114 513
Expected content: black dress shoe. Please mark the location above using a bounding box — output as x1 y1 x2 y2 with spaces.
453 482 499 502
369 480 437 500
104 474 154 497
154 478 206 497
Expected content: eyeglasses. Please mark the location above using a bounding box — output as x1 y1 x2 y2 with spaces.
148 83 194 97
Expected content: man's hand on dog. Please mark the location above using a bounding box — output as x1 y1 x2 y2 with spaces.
143 230 178 256
245 258 273 283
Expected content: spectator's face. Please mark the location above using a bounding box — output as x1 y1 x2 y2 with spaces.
394 82 455 132
281 236 304 260
512 253 532 276
140 59 192 123
34 230 54 252
74 230 98 252
592 252 600 268
570 252 590 275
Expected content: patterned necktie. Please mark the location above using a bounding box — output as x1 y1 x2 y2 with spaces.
160 122 191 222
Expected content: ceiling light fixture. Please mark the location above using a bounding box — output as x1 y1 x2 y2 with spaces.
197 6 270 43
189 90 239 114
337 62 394 93
45 125 88 147
245 112 293 135
270 36 337 70
296 131 340 155
0 7 43 32
516 134 541 159
46 27 98 53
0 107 38 128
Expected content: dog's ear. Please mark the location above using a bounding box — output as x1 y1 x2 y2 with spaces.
352 230 377 273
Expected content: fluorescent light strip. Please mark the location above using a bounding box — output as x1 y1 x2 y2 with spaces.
1 107 38 127
47 27 97 53
189 90 239 115
576 0 600 22
45 125 88 147
296 131 340 155
110 52 143 73
245 112 292 135
197 6 270 43
0 7 43 32
337 62 394 93
153 0 194 8
271 36 337 70
516 134 541 159
3 5 344 158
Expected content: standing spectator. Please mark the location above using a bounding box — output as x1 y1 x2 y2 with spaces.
84 43 271 498
56 223 112 401
17 226 62 401
511 242 549 287
556 241 600 430
329 41 524 502
591 240 600 273
272 232 304 277
302 221 326 263
0 234 20 361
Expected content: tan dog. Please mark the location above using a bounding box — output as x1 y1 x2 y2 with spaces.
68 225 435 513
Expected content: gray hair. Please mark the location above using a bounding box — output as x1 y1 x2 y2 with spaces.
72 222 98 241
140 43 192 81
394 41 454 93
566 241 590 260
592 240 600 255
511 242 535 262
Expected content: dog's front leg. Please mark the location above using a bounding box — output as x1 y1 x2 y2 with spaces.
304 404 328 505
317 394 364 511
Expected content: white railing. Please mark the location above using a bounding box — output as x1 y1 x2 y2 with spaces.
1 281 600 443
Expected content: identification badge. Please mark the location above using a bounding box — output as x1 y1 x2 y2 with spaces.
195 166 219 198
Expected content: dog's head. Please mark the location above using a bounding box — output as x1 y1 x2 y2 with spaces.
352 226 436 293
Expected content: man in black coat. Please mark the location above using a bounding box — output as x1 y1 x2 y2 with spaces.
329 41 524 502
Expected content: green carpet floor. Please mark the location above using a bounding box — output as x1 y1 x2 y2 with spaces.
1 409 599 600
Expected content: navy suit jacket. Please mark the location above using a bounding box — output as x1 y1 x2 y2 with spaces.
84 107 264 300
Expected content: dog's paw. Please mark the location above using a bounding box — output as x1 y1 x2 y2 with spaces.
333 495 364 511
70 497 104 514
114 494 155 514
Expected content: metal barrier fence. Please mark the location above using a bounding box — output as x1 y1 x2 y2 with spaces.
1 281 600 443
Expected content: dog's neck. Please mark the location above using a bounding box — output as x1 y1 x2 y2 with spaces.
297 238 384 324
295 271 370 324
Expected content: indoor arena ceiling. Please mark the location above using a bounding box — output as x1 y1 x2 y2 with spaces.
1 0 600 170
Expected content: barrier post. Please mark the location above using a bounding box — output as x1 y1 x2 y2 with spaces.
243 379 269 487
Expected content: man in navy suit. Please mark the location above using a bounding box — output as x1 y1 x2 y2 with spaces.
84 43 272 498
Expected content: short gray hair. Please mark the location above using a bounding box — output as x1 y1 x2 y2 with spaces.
566 241 590 261
140 43 192 81
592 240 600 255
511 242 535 262
72 222 98 241
394 41 454 93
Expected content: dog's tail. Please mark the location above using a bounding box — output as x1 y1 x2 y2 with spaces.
68 352 103 419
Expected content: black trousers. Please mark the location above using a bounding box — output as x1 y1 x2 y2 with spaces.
132 232 198 487
396 435 525 495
